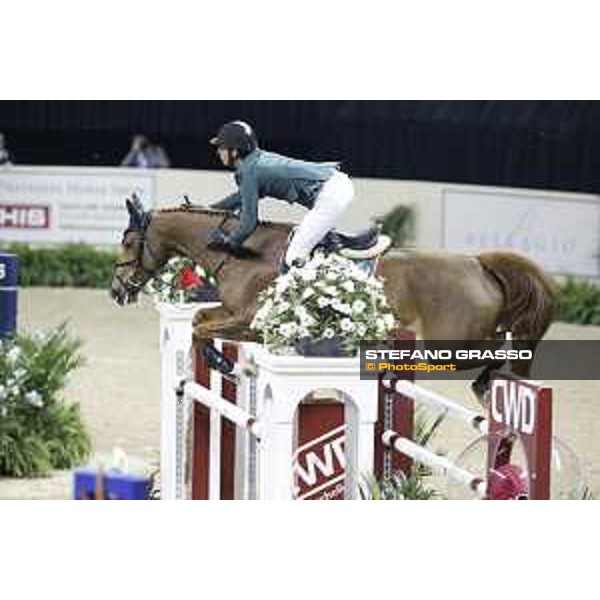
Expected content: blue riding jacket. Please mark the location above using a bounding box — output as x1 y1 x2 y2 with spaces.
211 148 339 246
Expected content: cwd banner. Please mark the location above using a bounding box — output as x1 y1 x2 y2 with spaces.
0 167 155 245
293 402 346 500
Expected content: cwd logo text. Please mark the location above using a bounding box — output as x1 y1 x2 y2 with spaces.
491 379 537 435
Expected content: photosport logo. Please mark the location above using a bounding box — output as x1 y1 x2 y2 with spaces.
359 340 600 381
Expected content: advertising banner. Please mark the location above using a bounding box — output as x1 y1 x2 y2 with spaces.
442 190 600 277
0 167 155 245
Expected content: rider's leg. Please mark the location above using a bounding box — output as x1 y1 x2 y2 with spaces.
284 171 354 266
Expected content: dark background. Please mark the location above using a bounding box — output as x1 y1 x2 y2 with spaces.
0 100 599 193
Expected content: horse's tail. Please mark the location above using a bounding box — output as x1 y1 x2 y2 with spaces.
477 251 558 340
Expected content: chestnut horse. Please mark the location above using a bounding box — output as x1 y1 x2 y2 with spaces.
110 199 556 402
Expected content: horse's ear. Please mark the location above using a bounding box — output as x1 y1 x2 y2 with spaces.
125 198 138 228
125 196 145 228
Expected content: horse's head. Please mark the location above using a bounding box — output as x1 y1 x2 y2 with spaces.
110 196 167 305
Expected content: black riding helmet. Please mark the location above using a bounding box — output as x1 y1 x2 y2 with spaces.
210 120 258 157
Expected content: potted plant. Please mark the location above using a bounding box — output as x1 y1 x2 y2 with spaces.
251 253 396 356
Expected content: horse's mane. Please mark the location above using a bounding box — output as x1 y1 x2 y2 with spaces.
155 205 291 232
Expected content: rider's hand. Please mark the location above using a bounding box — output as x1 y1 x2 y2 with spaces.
207 228 230 248
207 228 243 256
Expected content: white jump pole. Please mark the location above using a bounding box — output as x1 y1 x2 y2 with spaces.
381 377 488 435
183 380 263 439
382 430 487 498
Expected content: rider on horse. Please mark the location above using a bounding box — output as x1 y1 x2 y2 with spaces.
208 120 355 272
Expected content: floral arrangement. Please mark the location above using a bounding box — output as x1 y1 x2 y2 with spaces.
251 253 396 354
147 256 218 303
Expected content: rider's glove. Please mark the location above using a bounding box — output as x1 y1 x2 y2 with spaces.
207 228 230 248
207 228 243 256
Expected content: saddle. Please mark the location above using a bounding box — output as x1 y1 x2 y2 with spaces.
317 227 391 260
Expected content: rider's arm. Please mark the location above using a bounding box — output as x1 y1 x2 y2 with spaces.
211 191 242 210
227 174 259 246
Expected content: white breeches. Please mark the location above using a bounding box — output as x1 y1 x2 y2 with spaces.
284 171 355 265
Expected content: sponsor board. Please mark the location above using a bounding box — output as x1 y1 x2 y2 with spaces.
442 189 600 278
0 168 155 245
0 204 50 229
293 403 346 500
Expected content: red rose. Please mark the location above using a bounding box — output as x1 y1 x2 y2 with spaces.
178 267 204 290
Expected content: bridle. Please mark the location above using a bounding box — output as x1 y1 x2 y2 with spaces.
113 223 160 296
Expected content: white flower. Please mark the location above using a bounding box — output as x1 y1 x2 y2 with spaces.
294 306 308 319
310 253 326 266
25 390 43 408
6 346 21 365
300 268 317 282
333 302 352 316
383 313 395 329
325 286 339 296
301 287 315 300
323 328 336 338
276 301 291 313
340 318 355 333
13 368 26 381
317 297 331 308
352 299 367 314
278 322 299 338
342 280 355 293
357 324 367 337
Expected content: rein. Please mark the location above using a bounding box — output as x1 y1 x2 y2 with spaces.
207 211 237 277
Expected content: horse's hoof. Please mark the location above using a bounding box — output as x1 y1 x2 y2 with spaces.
469 381 489 409
203 343 235 375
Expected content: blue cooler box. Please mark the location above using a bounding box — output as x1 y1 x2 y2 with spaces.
74 468 151 500
0 253 18 339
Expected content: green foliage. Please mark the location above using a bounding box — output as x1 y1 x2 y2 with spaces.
359 409 444 500
379 205 415 248
557 278 600 325
0 243 117 288
359 471 437 500
0 325 91 477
